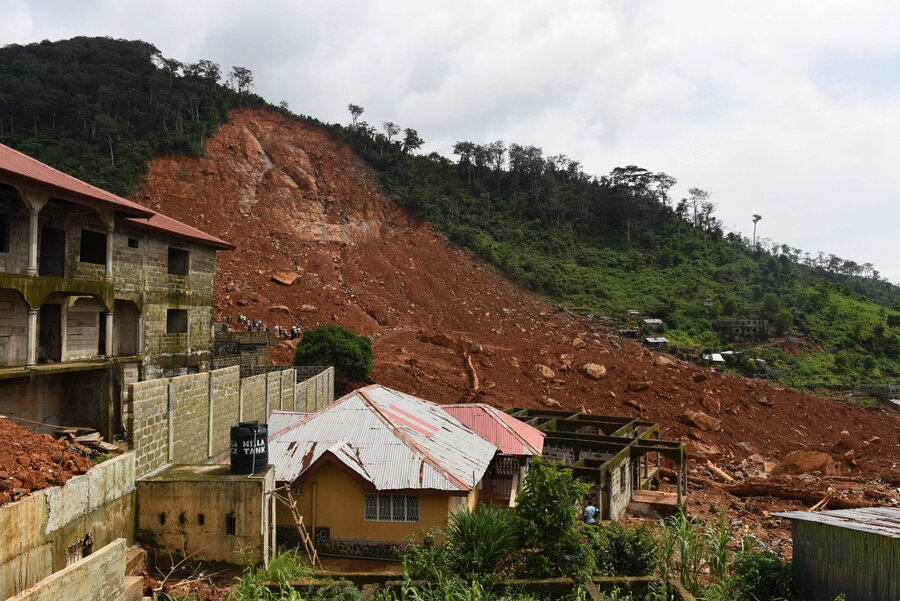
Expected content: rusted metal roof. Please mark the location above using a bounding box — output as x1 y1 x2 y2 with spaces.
268 385 496 492
775 507 900 539
0 142 151 217
443 404 544 456
122 212 236 249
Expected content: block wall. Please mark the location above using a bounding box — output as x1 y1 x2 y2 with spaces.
170 372 210 465
127 366 325 477
295 367 335 412
0 289 28 365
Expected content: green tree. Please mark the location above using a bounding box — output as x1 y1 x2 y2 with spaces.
760 293 781 320
512 459 594 580
773 309 793 336
229 66 254 93
347 103 364 127
293 325 373 383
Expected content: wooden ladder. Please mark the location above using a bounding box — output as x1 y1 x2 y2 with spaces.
273 487 322 570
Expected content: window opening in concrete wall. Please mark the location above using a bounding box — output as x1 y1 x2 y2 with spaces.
128 237 139 248
38 226 65 277
168 247 189 275
226 513 236 535
166 309 188 334
619 465 626 492
0 213 8 253
79 229 107 265
114 300 140 355
159 512 166 525
98 311 107 356
197 513 205 526
65 534 93 567
178 512 187 526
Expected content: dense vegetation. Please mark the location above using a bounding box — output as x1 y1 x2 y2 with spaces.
0 36 269 195
333 110 900 391
2 36 897 390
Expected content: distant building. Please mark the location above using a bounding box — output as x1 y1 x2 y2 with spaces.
641 318 665 333
712 319 768 343
644 337 669 350
776 508 900 601
624 309 641 320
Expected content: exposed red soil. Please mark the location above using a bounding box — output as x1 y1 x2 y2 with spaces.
135 108 900 541
0 418 92 506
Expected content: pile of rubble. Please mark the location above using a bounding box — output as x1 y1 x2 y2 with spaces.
0 418 93 506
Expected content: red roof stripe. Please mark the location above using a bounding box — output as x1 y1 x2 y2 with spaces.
381 408 437 438
386 404 440 434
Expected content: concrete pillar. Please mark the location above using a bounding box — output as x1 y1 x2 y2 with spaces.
26 208 39 276
104 312 114 358
137 312 144 354
26 308 38 367
105 223 114 281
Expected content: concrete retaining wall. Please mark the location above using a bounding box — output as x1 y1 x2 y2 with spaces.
8 539 125 601
127 366 334 477
0 453 135 599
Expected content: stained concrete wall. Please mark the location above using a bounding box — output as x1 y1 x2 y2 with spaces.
7 539 126 601
62 297 103 361
0 453 135 599
0 289 28 365
136 465 274 565
127 366 331 478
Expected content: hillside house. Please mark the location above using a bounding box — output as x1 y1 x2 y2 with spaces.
641 318 665 333
268 385 496 557
507 408 688 520
443 403 544 507
643 336 669 350
0 143 233 439
712 319 768 343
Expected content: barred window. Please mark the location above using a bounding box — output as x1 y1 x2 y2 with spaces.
364 494 378 520
364 494 419 522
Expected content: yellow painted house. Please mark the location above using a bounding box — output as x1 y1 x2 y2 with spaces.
268 385 497 557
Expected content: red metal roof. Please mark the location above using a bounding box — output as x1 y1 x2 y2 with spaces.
443 404 544 456
122 212 236 250
0 142 152 217
0 142 234 250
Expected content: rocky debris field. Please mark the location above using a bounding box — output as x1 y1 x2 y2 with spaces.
0 418 92 506
137 107 900 549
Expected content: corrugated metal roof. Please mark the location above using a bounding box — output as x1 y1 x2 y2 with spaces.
122 212 236 249
269 411 310 436
442 404 544 456
0 142 151 217
269 385 497 492
775 507 900 539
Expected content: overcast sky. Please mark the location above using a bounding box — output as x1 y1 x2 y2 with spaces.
3 0 899 282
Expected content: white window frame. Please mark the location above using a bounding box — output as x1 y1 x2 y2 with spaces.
364 493 419 522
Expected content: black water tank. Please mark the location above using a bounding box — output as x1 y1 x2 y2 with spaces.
230 421 269 474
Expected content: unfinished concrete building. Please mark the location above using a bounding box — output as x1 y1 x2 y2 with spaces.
712 319 768 343
506 409 687 520
0 142 234 440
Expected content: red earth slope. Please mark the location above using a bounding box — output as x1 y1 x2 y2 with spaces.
134 108 898 487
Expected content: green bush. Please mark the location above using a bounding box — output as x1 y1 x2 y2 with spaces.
293 325 373 383
441 507 519 580
731 548 794 601
512 460 595 580
590 522 657 577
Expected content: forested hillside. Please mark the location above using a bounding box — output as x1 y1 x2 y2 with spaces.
333 117 900 391
1 36 898 391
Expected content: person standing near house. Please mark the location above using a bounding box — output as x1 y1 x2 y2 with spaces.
583 501 598 525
